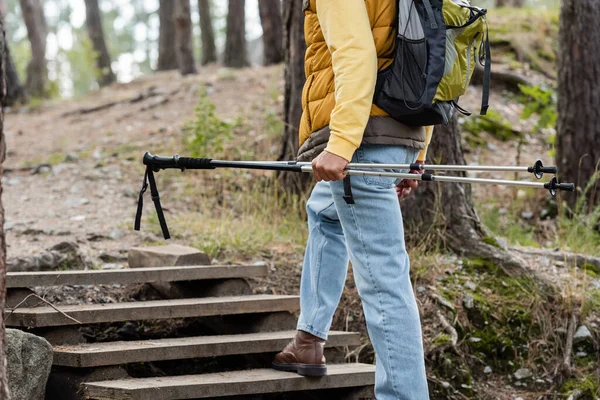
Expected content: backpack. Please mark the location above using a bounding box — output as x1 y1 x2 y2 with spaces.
374 0 491 126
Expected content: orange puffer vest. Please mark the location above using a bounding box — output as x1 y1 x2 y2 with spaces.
298 0 426 161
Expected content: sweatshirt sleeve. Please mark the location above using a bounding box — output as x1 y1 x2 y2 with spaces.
416 126 434 162
317 0 378 162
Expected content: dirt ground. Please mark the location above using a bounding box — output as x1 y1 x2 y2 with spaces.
3 65 283 264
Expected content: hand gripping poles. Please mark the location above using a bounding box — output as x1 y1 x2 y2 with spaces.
135 152 575 240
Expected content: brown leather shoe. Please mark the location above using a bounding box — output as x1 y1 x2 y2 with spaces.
272 330 327 376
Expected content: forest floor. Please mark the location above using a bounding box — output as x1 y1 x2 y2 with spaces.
3 11 600 399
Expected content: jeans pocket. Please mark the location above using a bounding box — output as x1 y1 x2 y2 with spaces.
355 145 419 189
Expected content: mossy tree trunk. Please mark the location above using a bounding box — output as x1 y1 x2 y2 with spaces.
258 0 284 65
84 0 115 86
19 0 47 97
198 0 217 65
224 0 249 68
0 16 9 400
174 0 197 75
157 0 178 71
402 118 527 274
556 0 600 210
278 0 311 193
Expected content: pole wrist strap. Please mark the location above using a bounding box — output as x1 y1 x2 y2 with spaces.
343 175 355 205
134 166 171 240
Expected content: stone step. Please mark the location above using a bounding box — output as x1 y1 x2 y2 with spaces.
5 295 299 329
53 331 360 368
6 264 267 288
83 363 376 400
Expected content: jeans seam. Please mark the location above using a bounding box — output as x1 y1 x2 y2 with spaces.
306 225 326 328
348 203 401 399
306 201 335 328
296 324 328 340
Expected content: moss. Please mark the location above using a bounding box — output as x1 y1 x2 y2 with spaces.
560 376 600 396
483 236 502 249
457 258 548 372
582 290 600 318
433 353 474 394
582 263 600 275
432 333 453 346
462 110 519 143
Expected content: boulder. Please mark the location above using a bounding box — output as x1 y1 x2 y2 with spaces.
6 329 53 400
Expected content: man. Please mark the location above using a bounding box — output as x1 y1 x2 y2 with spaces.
272 1 433 399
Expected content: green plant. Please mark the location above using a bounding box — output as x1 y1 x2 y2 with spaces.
557 171 600 256
518 84 557 133
462 110 519 143
183 89 235 157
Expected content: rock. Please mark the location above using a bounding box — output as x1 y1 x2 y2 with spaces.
128 244 210 268
109 229 124 240
469 337 482 343
7 241 90 272
484 366 492 374
99 251 127 263
573 325 593 344
70 215 86 221
32 164 52 175
514 368 532 380
128 245 211 299
575 351 587 358
464 281 477 291
441 381 451 388
64 198 90 207
101 263 125 270
521 211 534 220
463 293 474 309
6 329 53 400
8 178 21 186
65 152 79 162
416 286 427 294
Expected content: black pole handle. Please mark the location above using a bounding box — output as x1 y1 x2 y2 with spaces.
143 152 215 171
544 177 575 196
528 160 558 179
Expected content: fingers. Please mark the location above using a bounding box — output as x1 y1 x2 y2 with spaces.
406 179 419 190
312 153 347 182
312 159 322 182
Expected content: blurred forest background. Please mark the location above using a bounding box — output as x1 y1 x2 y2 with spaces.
0 0 599 399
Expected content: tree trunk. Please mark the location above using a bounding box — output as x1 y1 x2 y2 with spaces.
277 0 310 193
258 0 284 65
84 0 115 86
0 16 9 400
401 119 527 274
224 0 249 68
198 0 217 65
19 0 47 98
173 0 197 75
0 7 26 105
556 0 600 210
157 0 178 71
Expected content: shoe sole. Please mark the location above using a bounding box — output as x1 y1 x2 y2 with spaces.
272 362 327 377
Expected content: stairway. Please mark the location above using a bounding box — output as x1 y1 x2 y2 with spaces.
5 245 375 400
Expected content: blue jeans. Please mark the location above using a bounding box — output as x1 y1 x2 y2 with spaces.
297 144 430 400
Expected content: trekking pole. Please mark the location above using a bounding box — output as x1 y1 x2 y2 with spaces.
245 159 557 179
135 153 574 240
